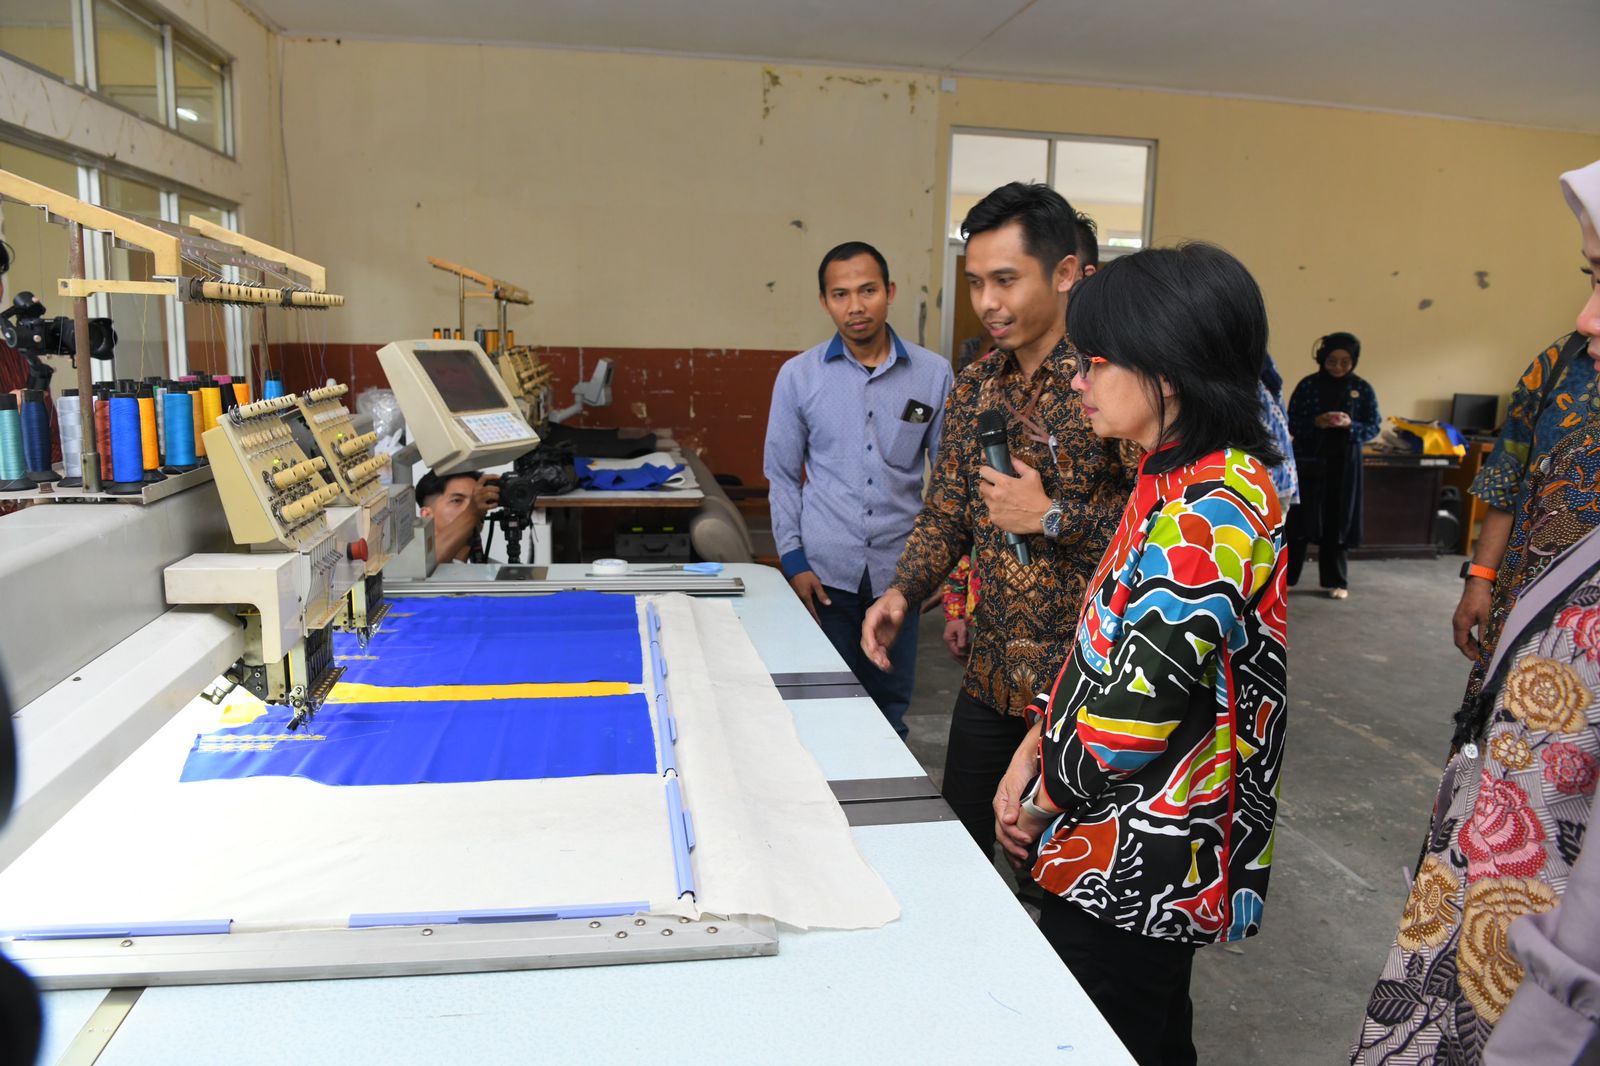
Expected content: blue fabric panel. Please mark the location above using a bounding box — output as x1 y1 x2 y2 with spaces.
574 458 685 491
180 694 657 785
334 591 642 686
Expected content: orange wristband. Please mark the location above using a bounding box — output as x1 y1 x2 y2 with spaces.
1466 563 1498 582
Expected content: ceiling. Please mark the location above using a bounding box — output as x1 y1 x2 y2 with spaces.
246 0 1600 134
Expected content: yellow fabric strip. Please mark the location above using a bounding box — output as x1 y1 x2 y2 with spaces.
326 681 632 704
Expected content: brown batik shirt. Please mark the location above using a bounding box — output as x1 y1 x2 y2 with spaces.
891 337 1138 715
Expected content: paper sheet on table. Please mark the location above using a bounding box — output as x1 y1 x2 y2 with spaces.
654 594 900 930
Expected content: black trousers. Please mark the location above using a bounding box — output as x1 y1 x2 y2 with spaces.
1039 894 1198 1066
940 690 1030 858
1287 536 1348 590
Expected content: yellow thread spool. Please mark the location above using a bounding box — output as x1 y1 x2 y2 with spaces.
137 391 159 471
189 387 206 458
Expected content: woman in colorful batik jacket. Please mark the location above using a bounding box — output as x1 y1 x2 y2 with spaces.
991 243 1288 1066
1352 160 1600 1066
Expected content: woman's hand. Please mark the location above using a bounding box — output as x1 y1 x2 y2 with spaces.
993 723 1046 867
1314 411 1352 429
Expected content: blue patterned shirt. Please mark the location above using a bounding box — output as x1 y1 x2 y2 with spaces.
764 329 953 596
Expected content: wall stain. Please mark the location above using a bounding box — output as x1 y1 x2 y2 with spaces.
1474 271 1490 289
1418 298 1434 310
761 68 781 119
789 219 805 231
824 74 884 87
766 281 776 292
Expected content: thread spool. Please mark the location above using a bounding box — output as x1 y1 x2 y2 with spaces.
106 391 144 493
57 389 83 487
216 375 237 414
191 381 208 459
94 386 114 474
233 379 251 405
162 385 197 472
199 382 223 435
136 384 165 483
20 389 58 483
263 371 284 400
0 394 31 491
153 381 166 463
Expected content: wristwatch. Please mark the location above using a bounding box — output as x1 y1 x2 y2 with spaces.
1040 504 1064 539
1460 562 1498 583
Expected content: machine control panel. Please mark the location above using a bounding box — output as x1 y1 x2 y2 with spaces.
377 340 540 474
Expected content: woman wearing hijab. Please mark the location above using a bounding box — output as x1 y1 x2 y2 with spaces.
1286 332 1382 598
1352 159 1600 1066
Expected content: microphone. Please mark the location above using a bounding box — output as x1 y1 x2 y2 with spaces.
976 408 1030 565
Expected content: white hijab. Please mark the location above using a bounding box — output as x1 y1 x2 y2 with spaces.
1561 159 1600 226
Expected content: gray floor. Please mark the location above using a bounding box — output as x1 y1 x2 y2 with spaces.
901 555 1467 1065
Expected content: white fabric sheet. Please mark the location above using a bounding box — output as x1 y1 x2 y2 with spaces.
654 594 899 929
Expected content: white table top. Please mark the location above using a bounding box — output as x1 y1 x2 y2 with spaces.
34 561 1132 1065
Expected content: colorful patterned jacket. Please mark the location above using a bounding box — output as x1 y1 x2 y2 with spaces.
1031 446 1288 944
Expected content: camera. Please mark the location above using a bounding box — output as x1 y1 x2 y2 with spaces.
0 292 118 362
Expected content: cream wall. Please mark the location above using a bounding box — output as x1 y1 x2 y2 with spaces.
934 79 1600 421
277 40 940 351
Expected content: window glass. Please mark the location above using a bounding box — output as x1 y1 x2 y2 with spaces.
0 0 79 82
100 171 167 380
948 134 1048 240
173 40 225 151
94 0 164 124
1051 140 1152 255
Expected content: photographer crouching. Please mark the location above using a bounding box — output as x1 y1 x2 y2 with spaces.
416 469 499 563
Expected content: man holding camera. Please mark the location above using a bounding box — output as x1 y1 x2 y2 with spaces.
417 469 499 563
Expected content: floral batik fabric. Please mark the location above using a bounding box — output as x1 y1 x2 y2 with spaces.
1353 561 1600 1063
1458 333 1599 727
1030 447 1288 945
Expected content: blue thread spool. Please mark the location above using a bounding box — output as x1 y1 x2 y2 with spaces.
107 390 144 494
263 371 285 400
0 394 31 491
162 385 197 471
20 388 58 483
56 389 83 486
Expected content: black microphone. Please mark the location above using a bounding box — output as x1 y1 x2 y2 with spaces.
976 408 1030 565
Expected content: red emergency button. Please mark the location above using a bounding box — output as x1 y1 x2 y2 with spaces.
348 539 369 562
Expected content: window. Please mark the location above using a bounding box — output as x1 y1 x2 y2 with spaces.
0 0 79 82
173 40 226 153
947 130 1154 250
0 0 233 153
99 170 168 381
177 191 235 375
92 0 163 124
942 128 1156 359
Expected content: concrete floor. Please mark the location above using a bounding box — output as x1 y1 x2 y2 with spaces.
901 555 1467 1065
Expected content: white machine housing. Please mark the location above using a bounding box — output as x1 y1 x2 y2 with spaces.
377 339 540 474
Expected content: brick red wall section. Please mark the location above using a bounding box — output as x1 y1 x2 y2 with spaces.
268 343 792 489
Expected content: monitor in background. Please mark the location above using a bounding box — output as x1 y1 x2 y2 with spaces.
1450 393 1499 436
377 339 539 474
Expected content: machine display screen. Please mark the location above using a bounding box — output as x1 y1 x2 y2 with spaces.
417 349 505 413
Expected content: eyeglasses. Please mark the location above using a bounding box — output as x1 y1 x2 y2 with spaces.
1073 354 1109 377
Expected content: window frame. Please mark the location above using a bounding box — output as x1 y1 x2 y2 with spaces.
941 126 1158 360
0 0 235 158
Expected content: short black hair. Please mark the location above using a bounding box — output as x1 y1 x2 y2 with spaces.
817 241 889 294
416 468 481 509
1067 242 1281 475
960 182 1079 276
1074 212 1100 270
1315 331 1361 367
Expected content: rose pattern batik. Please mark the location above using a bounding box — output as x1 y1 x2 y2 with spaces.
1028 447 1288 945
1353 563 1600 1063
